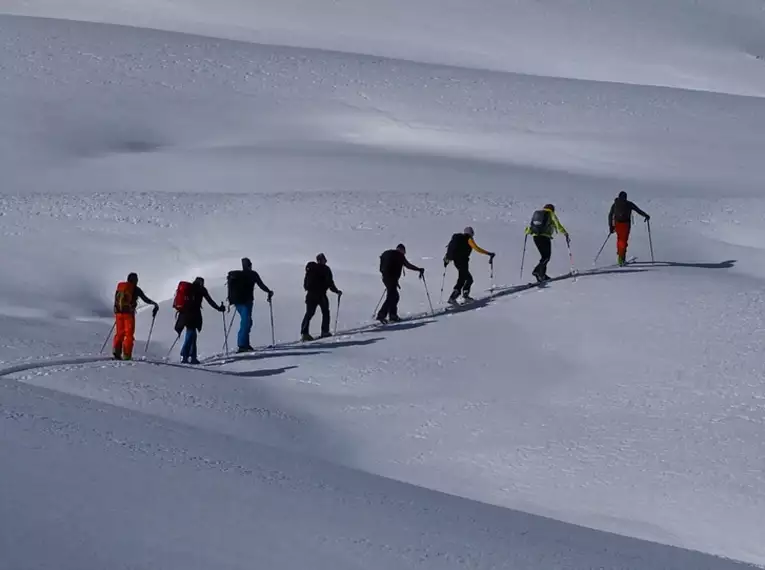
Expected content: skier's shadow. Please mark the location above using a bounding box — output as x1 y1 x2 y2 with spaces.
632 260 736 269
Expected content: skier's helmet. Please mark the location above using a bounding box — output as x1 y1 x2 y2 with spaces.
544 204 555 212
464 226 475 237
241 257 252 270
396 243 406 254
127 272 138 284
316 253 327 264
618 190 628 200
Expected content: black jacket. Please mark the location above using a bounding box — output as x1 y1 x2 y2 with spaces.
176 282 220 332
609 198 648 226
380 249 421 282
304 262 339 296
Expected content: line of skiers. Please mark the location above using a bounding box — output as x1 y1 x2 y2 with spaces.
112 191 650 362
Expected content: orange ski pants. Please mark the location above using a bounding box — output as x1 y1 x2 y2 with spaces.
113 313 136 358
614 222 631 259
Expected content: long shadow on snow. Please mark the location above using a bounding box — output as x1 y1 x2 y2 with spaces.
632 259 736 269
359 322 430 334
270 337 384 351
206 350 326 365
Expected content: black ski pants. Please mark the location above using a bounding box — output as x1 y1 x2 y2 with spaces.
377 278 400 320
532 236 552 277
452 261 473 296
301 293 330 335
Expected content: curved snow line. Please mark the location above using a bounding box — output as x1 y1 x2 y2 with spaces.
0 355 114 378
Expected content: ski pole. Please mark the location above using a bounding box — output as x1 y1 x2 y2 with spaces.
268 299 276 347
439 267 447 303
566 239 575 274
593 233 612 265
422 275 435 316
519 234 528 281
100 322 116 354
223 310 236 353
144 314 156 354
166 333 181 358
647 219 655 263
222 310 229 355
334 294 341 335
372 289 385 318
489 257 495 291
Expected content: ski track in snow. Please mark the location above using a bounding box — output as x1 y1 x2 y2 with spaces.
1 3 765 569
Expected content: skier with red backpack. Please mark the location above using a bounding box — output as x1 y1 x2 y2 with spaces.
173 277 226 364
443 227 495 304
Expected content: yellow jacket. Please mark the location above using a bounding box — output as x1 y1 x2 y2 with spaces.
525 208 568 238
468 237 491 255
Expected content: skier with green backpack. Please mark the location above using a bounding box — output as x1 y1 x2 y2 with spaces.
525 204 570 282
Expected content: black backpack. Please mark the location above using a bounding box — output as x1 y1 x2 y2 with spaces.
304 262 320 292
227 270 248 304
528 209 552 236
379 250 395 275
446 233 471 261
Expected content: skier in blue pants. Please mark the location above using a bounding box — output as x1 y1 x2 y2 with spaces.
227 257 274 353
174 277 226 364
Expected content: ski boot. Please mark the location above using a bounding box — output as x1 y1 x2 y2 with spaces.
617 255 626 267
301 333 314 342
447 290 460 305
319 331 332 339
388 315 402 323
236 345 254 353
189 358 201 365
461 293 475 303
377 316 389 325
113 351 122 361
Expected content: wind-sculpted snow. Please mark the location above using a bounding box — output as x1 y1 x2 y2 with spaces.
0 6 764 569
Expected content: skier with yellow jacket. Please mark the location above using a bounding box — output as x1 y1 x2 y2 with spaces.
525 204 569 282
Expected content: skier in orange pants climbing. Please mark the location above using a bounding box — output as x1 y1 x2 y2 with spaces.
113 272 159 360
608 191 650 266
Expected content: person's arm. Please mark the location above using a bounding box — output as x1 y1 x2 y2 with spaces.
253 271 274 299
135 286 159 315
402 257 422 272
202 287 223 311
327 268 341 295
468 237 493 257
551 212 569 236
630 201 650 220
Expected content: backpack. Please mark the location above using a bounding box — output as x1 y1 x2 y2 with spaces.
114 281 135 314
227 270 248 304
528 209 552 236
172 281 194 312
446 233 471 261
379 250 393 275
304 262 319 292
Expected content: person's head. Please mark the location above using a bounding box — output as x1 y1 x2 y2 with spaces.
316 253 327 265
544 204 555 212
242 257 252 270
396 243 406 254
127 272 138 285
618 190 628 200
464 226 475 237
194 277 205 287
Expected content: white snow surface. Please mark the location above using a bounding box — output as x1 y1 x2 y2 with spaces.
1 2 764 569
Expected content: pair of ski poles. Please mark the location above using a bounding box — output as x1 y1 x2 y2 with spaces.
593 219 654 265
519 234 575 280
99 313 157 355
373 273 435 319
221 299 277 354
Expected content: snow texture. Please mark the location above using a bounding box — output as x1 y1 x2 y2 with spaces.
0 2 764 568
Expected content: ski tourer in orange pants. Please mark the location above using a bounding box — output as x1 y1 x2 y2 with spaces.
608 191 650 266
113 272 159 360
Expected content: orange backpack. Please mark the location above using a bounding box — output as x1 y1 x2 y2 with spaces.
114 281 135 314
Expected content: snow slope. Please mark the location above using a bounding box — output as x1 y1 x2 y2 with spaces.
1 2 764 568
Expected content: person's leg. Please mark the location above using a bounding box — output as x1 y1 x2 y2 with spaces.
236 303 253 348
189 329 199 363
532 237 551 278
462 266 474 297
122 315 136 360
615 222 631 263
388 285 401 320
539 238 552 277
319 295 331 335
377 280 393 320
113 315 125 358
180 327 194 361
301 297 318 336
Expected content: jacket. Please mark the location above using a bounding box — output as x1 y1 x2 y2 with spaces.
609 198 648 226
379 249 422 282
525 208 568 239
304 262 340 296
445 233 491 264
176 282 220 332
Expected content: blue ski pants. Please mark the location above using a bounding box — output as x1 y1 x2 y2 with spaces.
180 328 198 361
235 303 253 348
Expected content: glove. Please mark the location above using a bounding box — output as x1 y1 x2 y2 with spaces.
645 214 651 222
152 304 159 318
609 226 615 234
267 291 274 302
219 303 226 313
565 234 571 245
418 268 425 279
443 257 449 268
489 252 496 262
337 290 343 297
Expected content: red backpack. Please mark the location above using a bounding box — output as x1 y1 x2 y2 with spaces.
173 281 194 311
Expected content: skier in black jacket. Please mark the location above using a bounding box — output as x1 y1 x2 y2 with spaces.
377 244 424 324
443 226 495 303
175 277 226 364
301 253 342 341
608 191 650 265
